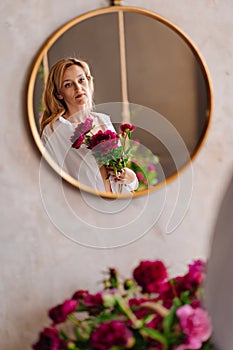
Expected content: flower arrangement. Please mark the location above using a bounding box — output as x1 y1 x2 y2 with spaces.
70 119 136 178
70 118 159 188
32 259 213 350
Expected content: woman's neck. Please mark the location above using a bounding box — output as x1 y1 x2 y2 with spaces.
64 107 91 123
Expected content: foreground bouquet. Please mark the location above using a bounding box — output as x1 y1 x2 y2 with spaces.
70 118 136 177
32 259 213 350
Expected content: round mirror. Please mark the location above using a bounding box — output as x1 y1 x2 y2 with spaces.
27 5 213 198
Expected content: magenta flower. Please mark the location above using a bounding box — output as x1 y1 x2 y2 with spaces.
71 134 85 149
83 293 103 307
133 260 168 294
32 327 65 350
48 299 78 324
147 164 155 171
186 260 206 287
91 321 134 350
175 305 212 350
72 289 89 300
71 117 93 149
89 130 119 154
136 172 145 182
120 123 136 136
71 118 93 139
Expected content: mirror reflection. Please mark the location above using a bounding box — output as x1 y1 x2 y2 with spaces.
29 7 212 197
41 57 142 194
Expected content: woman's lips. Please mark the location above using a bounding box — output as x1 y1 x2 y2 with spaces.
76 93 84 99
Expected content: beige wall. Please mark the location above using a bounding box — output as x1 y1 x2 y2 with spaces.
1 0 233 349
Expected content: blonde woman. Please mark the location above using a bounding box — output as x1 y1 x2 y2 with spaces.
40 57 138 193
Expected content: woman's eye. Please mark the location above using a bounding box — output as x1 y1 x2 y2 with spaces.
79 77 86 83
64 82 72 88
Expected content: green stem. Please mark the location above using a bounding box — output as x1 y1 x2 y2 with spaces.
114 295 142 328
139 302 169 317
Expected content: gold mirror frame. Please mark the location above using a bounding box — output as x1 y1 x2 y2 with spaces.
27 5 213 198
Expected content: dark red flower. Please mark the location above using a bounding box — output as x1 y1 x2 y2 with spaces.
71 134 85 149
72 289 89 300
48 299 78 324
89 130 119 155
70 118 93 148
120 123 136 135
83 293 103 314
133 260 168 294
32 327 64 350
91 321 133 350
186 260 206 287
152 282 175 308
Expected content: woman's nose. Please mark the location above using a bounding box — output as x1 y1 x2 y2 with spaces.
74 81 81 91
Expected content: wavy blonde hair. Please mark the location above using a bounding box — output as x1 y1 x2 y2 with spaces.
40 57 94 136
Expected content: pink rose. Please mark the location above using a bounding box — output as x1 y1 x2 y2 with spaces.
133 260 168 294
48 299 78 324
175 305 212 350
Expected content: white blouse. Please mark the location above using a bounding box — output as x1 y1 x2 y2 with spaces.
41 112 138 194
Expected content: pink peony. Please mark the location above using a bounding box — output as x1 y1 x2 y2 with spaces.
175 305 212 350
48 299 78 324
89 130 119 154
133 260 168 294
32 327 65 350
91 320 134 350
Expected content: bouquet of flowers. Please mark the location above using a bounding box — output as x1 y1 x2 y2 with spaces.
70 118 136 178
32 259 213 350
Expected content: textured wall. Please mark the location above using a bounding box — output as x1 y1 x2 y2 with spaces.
1 0 233 349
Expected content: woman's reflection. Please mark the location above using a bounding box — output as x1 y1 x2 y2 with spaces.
40 57 138 194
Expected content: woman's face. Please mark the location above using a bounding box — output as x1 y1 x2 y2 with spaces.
57 64 92 116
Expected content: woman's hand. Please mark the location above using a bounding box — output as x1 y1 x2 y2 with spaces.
107 167 137 185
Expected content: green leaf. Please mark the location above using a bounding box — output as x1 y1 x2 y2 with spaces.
140 327 168 350
163 298 183 344
59 330 69 340
163 307 177 338
180 291 191 304
173 297 182 308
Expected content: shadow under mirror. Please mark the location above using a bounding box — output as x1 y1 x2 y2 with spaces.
28 6 213 198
